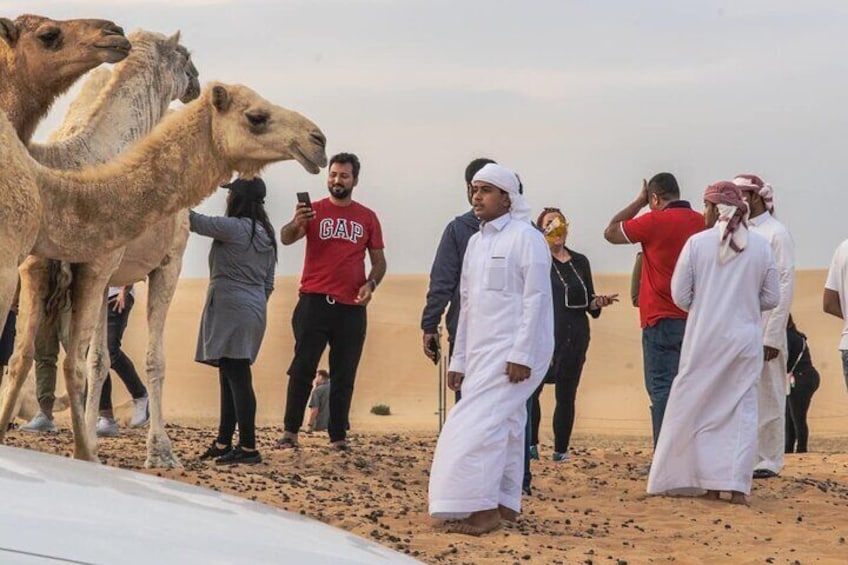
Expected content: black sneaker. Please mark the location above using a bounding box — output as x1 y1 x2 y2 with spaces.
199 442 232 460
216 445 262 466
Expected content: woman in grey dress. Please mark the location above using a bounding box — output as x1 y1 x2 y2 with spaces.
190 177 276 465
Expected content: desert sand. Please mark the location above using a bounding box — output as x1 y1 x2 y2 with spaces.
6 270 848 564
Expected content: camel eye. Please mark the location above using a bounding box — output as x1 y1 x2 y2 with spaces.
246 112 269 129
37 27 61 48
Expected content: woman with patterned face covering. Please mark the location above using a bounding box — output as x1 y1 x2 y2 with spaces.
530 208 619 462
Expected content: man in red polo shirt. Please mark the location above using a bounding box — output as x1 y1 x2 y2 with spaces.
278 152 386 451
604 173 703 447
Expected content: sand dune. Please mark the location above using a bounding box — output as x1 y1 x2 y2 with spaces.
88 269 847 440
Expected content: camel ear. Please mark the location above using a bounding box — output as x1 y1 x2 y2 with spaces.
167 31 181 49
211 85 231 112
0 18 19 46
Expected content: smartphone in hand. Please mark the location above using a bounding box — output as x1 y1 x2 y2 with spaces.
296 191 312 210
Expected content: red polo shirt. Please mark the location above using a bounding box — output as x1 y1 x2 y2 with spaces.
622 201 704 328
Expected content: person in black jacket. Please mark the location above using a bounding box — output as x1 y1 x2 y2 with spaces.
421 158 496 374
785 315 820 453
530 208 618 462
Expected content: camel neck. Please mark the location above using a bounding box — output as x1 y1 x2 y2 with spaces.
31 100 231 262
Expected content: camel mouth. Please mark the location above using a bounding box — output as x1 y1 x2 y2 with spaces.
181 76 202 103
292 146 322 175
94 37 132 62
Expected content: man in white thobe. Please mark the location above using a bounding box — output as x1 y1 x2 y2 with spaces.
647 181 779 504
733 174 795 479
428 163 554 535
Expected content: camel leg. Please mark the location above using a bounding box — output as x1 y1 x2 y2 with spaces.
84 296 110 450
143 254 184 468
0 258 49 441
65 259 120 461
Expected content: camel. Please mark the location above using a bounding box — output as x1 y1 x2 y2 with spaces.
0 14 130 335
0 82 328 463
0 14 131 144
2 30 199 444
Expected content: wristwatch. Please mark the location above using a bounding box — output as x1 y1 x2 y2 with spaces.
367 279 377 292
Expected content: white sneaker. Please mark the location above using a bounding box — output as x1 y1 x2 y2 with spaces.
130 395 149 428
96 416 119 437
20 411 56 433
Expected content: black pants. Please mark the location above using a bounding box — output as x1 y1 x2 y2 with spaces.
285 294 366 442
0 311 16 367
531 351 586 454
217 357 257 449
100 294 147 411
785 368 820 453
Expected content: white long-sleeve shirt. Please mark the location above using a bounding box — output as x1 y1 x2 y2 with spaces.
449 213 554 379
748 212 795 351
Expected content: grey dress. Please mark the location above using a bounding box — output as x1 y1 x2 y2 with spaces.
189 211 275 366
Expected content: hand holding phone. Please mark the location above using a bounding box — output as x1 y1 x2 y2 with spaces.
293 192 315 226
296 192 312 209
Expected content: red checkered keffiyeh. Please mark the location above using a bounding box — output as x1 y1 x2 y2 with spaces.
704 181 749 264
733 173 774 214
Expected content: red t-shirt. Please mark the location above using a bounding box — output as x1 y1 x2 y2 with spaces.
299 198 384 305
622 202 704 328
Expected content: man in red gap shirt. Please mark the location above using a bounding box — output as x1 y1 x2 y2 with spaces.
278 152 387 451
604 173 703 448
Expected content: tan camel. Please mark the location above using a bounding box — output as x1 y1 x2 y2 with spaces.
0 14 131 144
0 14 130 353
0 83 327 462
3 30 199 449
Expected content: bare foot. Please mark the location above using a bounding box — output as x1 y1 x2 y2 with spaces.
729 491 749 506
700 490 720 501
447 509 501 536
498 505 519 522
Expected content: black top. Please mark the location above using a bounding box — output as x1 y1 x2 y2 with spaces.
787 325 814 375
549 248 600 355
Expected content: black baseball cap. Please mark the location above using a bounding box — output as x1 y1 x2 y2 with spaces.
221 177 266 202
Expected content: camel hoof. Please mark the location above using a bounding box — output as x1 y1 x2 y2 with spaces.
145 452 182 469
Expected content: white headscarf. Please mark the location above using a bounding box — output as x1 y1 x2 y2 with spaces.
472 163 531 222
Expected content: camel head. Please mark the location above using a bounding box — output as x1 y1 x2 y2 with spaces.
207 83 327 177
126 30 200 105
0 15 131 94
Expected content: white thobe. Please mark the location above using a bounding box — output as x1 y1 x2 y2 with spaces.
428 213 554 519
748 212 795 474
647 227 779 496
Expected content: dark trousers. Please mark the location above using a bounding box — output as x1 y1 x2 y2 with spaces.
0 310 16 367
217 358 257 449
100 294 147 411
285 294 366 443
531 359 585 454
642 318 685 447
785 368 820 453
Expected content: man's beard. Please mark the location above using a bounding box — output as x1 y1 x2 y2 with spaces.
328 184 351 199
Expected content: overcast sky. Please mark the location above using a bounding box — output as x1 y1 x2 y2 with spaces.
6 0 848 277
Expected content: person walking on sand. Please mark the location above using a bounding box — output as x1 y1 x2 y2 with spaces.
193 177 276 466
278 152 386 451
530 207 617 463
94 285 149 438
647 181 779 505
785 315 820 454
428 163 554 536
734 174 795 479
603 173 704 447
